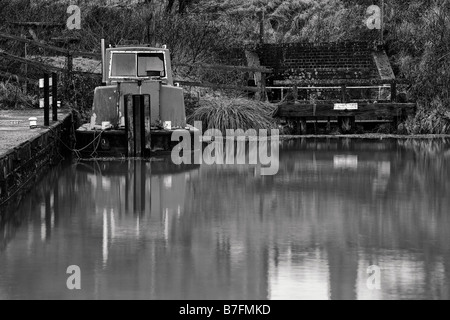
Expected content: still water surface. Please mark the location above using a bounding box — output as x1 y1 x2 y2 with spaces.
1 138 450 300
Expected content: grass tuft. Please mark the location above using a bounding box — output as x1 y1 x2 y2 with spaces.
187 96 277 132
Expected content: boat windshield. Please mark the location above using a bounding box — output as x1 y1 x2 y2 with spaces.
111 53 136 77
138 53 165 77
110 52 165 78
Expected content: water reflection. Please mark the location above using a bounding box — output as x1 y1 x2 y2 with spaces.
0 138 449 300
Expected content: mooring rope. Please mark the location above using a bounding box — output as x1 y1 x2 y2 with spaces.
36 125 105 160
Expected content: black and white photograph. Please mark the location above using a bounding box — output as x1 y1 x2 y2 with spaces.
0 0 450 304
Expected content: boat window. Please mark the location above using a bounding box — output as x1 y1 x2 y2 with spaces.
111 53 136 77
137 53 165 77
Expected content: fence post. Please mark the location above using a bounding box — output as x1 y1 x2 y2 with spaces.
0 163 6 201
44 73 50 127
300 118 307 135
339 84 355 134
341 85 347 103
259 72 267 101
391 82 397 102
65 53 73 103
258 11 265 44
23 42 28 95
52 72 58 121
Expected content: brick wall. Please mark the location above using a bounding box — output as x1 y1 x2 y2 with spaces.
0 114 72 206
257 41 380 85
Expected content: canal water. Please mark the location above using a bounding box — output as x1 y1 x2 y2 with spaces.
0 138 449 300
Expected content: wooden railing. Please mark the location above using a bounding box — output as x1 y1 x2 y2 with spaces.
0 32 101 59
0 32 102 100
266 78 410 103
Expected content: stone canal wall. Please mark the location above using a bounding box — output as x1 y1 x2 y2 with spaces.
0 113 72 206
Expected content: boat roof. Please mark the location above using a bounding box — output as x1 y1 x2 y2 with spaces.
107 46 168 52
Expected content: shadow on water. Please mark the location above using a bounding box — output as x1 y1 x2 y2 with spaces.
0 138 449 300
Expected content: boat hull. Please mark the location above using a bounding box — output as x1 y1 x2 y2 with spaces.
75 129 197 159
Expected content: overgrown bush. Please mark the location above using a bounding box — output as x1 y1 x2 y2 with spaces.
67 72 102 122
0 79 37 109
402 100 450 135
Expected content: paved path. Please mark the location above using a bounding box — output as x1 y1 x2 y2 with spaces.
0 109 71 157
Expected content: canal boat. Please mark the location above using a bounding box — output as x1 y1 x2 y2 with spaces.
75 42 198 158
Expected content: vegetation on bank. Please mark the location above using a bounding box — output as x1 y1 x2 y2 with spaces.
0 0 449 134
402 102 450 135
0 77 37 110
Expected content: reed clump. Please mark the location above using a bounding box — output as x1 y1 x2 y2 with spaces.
187 96 277 132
